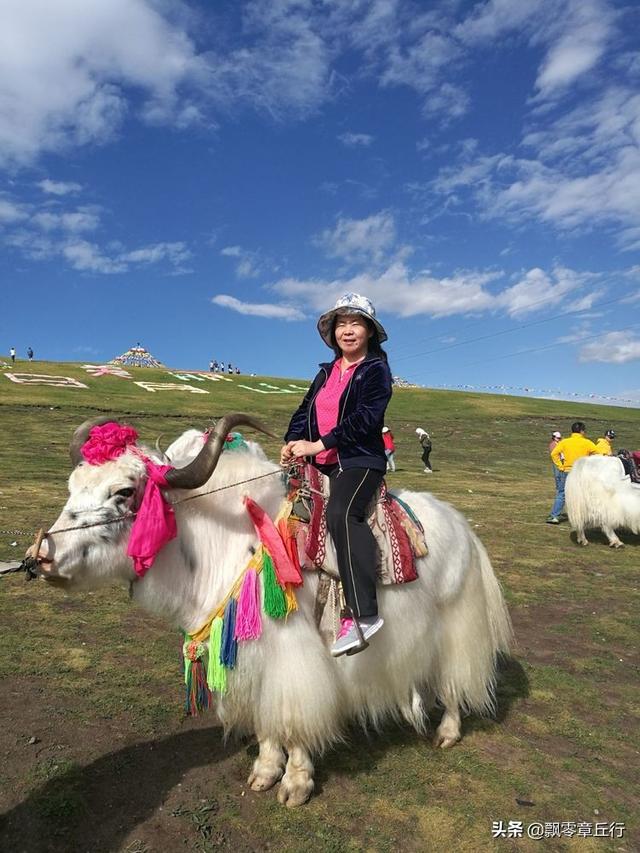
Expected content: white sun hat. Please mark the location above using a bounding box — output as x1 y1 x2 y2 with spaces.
317 293 388 348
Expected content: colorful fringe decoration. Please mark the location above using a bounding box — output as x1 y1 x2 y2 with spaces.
221 599 238 668
284 582 298 615
207 617 227 693
262 552 287 618
183 637 212 715
180 497 303 715
235 568 262 640
244 496 303 585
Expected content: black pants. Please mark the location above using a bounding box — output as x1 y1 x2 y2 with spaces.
421 448 432 470
326 467 383 619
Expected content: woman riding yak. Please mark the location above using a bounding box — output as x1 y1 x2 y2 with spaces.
280 293 392 658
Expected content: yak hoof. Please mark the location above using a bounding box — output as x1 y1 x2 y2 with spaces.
434 731 460 749
609 541 624 549
578 539 589 547
277 776 314 808
248 767 283 792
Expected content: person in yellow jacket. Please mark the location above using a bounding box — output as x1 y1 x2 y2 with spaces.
547 421 600 523
594 429 615 455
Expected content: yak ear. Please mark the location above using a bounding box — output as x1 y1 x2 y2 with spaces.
69 417 120 467
164 413 275 490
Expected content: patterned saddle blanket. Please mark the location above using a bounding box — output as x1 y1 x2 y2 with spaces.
283 464 427 585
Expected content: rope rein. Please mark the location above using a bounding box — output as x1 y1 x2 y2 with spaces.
4 466 291 540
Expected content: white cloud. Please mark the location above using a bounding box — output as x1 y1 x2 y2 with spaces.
0 197 29 223
62 240 126 274
120 241 191 267
272 262 502 318
380 30 467 121
31 208 100 233
338 132 374 147
497 266 595 316
315 211 397 264
0 0 206 166
455 0 543 43
432 85 640 249
211 294 304 321
205 1 332 120
579 330 640 363
220 245 259 278
4 214 191 273
269 260 612 324
37 179 82 195
534 0 615 96
455 0 615 100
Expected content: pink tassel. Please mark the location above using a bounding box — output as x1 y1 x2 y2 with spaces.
234 568 262 640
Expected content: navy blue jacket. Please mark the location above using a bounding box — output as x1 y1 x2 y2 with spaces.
284 353 393 473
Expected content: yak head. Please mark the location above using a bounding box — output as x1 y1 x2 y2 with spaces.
35 413 272 589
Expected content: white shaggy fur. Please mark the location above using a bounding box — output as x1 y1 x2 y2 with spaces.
566 455 640 547
41 430 512 806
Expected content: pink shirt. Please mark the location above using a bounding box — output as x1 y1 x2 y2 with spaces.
315 358 362 465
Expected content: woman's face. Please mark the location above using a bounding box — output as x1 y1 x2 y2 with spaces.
334 313 372 358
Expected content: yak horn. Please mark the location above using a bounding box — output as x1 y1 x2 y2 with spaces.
155 434 170 463
164 413 275 491
69 416 121 467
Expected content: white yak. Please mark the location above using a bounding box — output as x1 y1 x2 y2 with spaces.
566 454 640 547
34 414 512 807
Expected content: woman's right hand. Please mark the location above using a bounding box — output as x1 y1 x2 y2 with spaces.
280 441 296 466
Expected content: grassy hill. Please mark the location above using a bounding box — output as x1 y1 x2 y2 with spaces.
1 360 638 851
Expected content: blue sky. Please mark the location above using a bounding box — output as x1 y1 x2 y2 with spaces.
1 0 640 405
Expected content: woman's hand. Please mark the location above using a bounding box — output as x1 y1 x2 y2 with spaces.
288 439 325 459
280 441 296 465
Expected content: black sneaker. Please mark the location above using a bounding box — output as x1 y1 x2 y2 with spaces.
546 516 560 524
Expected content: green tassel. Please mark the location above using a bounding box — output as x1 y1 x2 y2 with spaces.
207 617 227 693
262 551 287 619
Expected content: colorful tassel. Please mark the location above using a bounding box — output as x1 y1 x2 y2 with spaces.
207 616 227 693
221 598 238 668
235 568 262 640
284 582 298 615
183 637 211 715
245 496 303 585
262 551 287 619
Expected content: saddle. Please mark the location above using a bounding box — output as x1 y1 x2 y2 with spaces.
283 464 427 586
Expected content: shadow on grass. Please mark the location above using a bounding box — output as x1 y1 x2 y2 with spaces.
313 654 529 791
568 530 640 547
0 725 239 853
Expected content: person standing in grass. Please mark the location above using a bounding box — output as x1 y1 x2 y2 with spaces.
9 346 15 363
382 426 396 472
416 428 433 473
27 347 34 361
281 293 392 658
595 429 615 455
548 421 599 524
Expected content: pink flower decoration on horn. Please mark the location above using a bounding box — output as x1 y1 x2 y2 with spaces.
81 422 139 465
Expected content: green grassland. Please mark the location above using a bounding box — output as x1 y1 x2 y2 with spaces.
0 360 638 852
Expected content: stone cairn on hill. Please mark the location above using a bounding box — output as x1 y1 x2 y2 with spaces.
392 376 421 389
111 344 165 368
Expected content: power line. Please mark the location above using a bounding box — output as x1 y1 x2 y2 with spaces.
399 323 637 382
391 289 638 364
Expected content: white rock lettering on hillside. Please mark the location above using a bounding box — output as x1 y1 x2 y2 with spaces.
236 382 307 395
134 382 209 394
167 372 233 383
5 373 88 388
82 364 132 378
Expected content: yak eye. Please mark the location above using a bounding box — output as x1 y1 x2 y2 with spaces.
114 487 135 499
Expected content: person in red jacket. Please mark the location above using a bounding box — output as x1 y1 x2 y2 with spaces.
382 426 395 471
